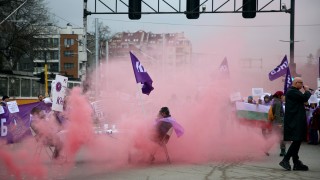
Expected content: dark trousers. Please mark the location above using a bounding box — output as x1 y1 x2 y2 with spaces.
283 141 301 164
309 129 319 144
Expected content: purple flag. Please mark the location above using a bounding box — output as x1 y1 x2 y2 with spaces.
219 57 230 77
130 51 154 95
269 55 289 81
284 67 292 93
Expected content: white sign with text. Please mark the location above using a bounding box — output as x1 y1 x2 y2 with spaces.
252 88 264 97
7 101 19 113
52 75 68 112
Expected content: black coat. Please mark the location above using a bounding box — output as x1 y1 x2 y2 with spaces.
284 87 311 141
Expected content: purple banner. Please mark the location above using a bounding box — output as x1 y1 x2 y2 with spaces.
0 102 51 143
268 55 289 81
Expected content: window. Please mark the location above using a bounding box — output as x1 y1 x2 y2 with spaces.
23 63 31 71
52 51 59 59
64 51 74 57
64 63 74 69
50 63 59 72
64 38 74 47
21 79 31 97
9 78 20 97
0 77 8 96
53 38 59 47
31 80 41 97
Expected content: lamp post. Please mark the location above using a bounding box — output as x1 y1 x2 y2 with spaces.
289 0 299 77
281 0 299 77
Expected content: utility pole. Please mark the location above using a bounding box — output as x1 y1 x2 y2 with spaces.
289 0 299 77
44 51 48 96
83 0 89 81
95 18 99 98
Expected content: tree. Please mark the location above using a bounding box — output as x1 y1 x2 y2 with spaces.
0 0 52 71
90 21 111 41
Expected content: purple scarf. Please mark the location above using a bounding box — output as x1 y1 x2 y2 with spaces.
155 117 184 137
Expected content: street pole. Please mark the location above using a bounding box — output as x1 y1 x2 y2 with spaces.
44 52 48 96
289 0 299 77
95 18 99 98
83 0 88 81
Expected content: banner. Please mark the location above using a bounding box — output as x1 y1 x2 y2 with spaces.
268 55 289 81
235 101 269 121
52 75 68 112
130 51 154 95
0 102 51 143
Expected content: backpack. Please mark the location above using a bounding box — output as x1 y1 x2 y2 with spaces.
268 105 274 122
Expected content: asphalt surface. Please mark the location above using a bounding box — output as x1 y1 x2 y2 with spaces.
1 142 319 180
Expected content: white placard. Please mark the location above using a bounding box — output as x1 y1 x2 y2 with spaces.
0 106 4 114
91 100 105 120
308 94 318 104
7 101 19 113
230 92 242 102
252 88 264 97
52 75 68 112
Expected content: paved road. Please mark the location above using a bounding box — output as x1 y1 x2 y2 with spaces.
1 143 319 180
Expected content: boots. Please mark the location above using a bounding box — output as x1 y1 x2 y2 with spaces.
280 148 286 157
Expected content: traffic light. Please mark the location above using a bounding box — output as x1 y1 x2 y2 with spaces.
186 0 200 19
242 0 256 18
128 0 141 20
37 72 45 84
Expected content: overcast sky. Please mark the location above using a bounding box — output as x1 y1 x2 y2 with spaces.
45 0 320 64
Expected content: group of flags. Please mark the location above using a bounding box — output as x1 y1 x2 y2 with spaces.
218 55 292 94
129 50 292 96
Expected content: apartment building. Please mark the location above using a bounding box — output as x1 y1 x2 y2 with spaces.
32 24 86 80
107 31 192 65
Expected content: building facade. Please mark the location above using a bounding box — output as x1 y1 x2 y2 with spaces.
107 31 192 65
32 24 87 80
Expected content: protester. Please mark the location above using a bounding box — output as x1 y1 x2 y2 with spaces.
1 95 10 106
271 91 286 156
263 95 272 106
279 77 311 171
153 107 173 143
308 107 320 145
150 107 184 162
30 107 63 159
38 94 44 102
247 96 255 104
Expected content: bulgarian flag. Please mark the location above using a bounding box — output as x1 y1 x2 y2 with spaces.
235 101 269 121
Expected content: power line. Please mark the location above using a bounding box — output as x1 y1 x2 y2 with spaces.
49 12 82 28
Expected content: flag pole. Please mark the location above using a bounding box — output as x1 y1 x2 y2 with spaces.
136 84 147 117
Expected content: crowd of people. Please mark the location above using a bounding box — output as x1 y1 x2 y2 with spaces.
1 76 319 171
